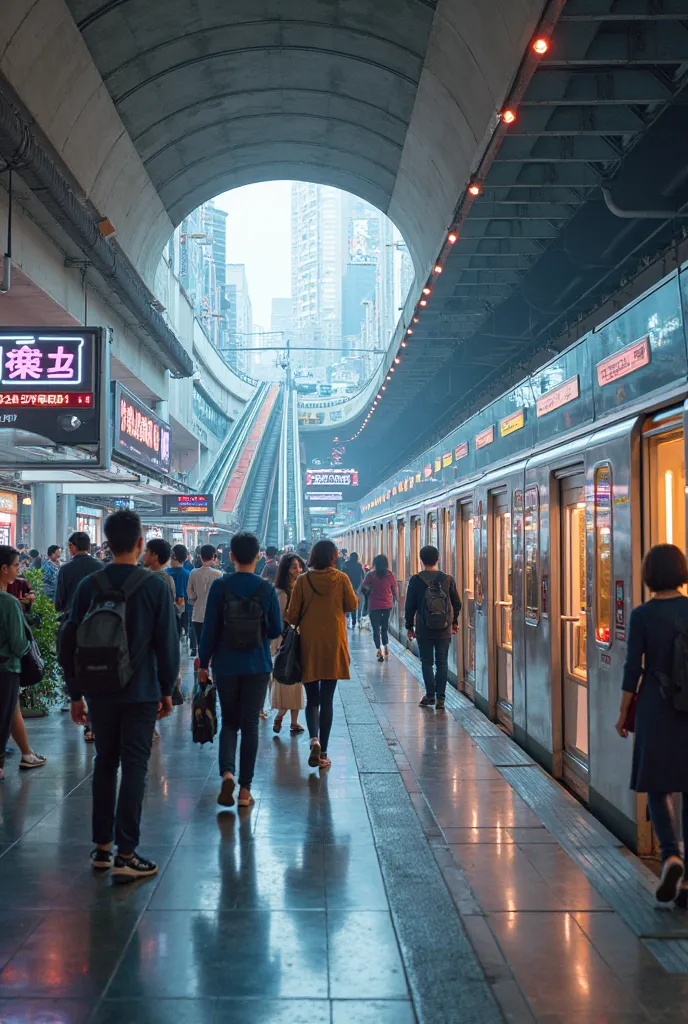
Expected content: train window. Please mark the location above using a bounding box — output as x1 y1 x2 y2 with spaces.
594 464 613 646
427 512 438 549
397 520 406 582
411 517 421 573
474 500 484 607
386 522 394 566
524 486 539 624
648 431 686 552
441 508 452 573
462 509 476 679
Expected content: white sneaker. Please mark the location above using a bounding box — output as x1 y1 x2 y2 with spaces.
19 751 47 770
656 855 684 903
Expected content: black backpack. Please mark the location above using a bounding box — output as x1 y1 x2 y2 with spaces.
420 572 452 632
222 578 269 651
74 567 151 696
657 612 688 713
192 679 217 744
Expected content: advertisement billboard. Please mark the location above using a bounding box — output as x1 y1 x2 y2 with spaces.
305 467 359 488
0 328 108 468
162 494 214 518
113 383 171 474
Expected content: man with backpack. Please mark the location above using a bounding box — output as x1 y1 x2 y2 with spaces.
198 531 282 810
60 509 179 882
260 545 280 585
405 544 462 710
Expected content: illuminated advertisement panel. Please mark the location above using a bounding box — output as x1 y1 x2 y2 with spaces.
305 468 359 488
596 337 650 387
162 494 214 517
113 383 171 474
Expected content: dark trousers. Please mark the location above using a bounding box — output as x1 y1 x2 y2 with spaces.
192 621 203 653
370 608 392 649
89 700 158 852
216 674 270 789
417 638 451 699
647 792 688 862
0 673 19 769
304 680 337 753
187 610 197 654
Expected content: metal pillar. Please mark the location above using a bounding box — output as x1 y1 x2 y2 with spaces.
30 483 58 555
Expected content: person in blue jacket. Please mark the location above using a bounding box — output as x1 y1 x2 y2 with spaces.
199 531 282 810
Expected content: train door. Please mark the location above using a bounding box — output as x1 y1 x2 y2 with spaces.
397 518 407 635
410 515 421 575
493 492 514 729
644 407 685 555
442 506 459 684
560 473 589 797
460 501 476 699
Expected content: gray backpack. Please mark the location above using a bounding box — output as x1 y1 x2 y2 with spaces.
74 567 151 696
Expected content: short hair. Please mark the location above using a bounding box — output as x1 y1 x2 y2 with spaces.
200 544 216 562
373 553 389 578
68 531 91 552
146 538 171 566
104 509 142 555
171 544 188 563
349 552 359 563
420 545 439 567
642 544 688 592
309 539 338 570
230 531 260 565
29 549 39 558
47 544 61 558
266 545 279 559
0 546 18 570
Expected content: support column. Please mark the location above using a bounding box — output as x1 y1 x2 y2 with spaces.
59 494 77 551
30 484 58 556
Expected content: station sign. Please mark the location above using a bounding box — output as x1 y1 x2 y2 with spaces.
162 494 214 518
306 491 343 502
0 328 107 468
113 383 171 474
596 337 650 388
305 467 358 488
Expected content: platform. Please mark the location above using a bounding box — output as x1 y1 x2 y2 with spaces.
0 633 686 1023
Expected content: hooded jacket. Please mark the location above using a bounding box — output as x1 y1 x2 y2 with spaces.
284 567 358 683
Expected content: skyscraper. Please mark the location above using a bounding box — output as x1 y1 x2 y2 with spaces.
225 264 253 374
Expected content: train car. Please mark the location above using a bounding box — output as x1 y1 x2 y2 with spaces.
335 263 688 855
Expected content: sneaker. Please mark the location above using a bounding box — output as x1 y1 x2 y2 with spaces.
419 695 435 708
217 775 236 807
171 688 184 707
656 855 683 903
112 852 158 884
436 696 446 710
19 751 47 770
675 880 688 910
377 650 384 662
90 848 113 870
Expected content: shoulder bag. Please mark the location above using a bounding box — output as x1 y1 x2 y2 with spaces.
273 579 312 685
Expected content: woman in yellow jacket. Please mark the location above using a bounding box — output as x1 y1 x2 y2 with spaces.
284 539 358 770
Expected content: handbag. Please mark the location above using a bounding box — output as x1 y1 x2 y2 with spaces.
273 585 312 685
0 622 45 688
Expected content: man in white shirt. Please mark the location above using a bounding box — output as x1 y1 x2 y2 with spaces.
187 544 222 653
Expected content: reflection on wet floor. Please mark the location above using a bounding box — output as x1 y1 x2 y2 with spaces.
0 633 685 1022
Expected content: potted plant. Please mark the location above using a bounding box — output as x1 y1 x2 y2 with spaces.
19 568 62 717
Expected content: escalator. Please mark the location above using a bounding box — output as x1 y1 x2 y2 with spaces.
277 386 304 546
239 389 282 544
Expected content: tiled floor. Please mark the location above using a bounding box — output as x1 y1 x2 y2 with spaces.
0 633 686 1022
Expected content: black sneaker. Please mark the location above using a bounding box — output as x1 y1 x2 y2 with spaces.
656 856 683 903
112 852 159 884
419 695 435 708
675 881 688 910
171 688 184 706
90 848 113 870
436 696 446 710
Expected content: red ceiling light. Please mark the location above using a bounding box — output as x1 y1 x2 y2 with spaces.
532 37 549 55
422 286 432 295
502 108 516 125
433 264 442 274
419 299 427 307
468 182 482 197
448 231 458 244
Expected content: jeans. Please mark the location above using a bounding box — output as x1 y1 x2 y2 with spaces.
192 620 203 654
89 700 158 852
370 608 392 649
304 680 337 753
417 638 451 699
0 673 19 769
216 674 270 789
647 792 688 862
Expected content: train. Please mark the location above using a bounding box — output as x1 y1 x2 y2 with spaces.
334 261 688 855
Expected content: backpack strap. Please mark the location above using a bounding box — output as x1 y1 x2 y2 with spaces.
92 566 151 599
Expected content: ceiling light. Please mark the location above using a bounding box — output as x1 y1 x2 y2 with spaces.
382 385 386 390
412 317 419 323
407 328 413 335
502 109 516 125
386 375 391 381
390 367 395 372
394 357 401 364
468 183 482 197
401 341 407 347
419 299 427 307
433 265 442 274
532 37 549 55
422 286 432 295
448 231 458 244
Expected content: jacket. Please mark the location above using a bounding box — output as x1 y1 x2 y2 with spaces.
61 564 180 703
187 565 222 623
284 568 358 683
343 558 365 591
0 591 30 674
41 558 60 601
55 554 102 615
261 559 279 584
404 570 462 640
199 572 282 676
362 570 398 611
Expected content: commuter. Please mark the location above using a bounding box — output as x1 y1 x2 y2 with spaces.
405 544 461 710
187 545 222 654
60 509 179 881
7 573 35 613
616 543 688 905
271 553 306 734
55 532 101 617
261 546 280 585
342 552 364 628
29 549 42 570
255 548 267 577
193 545 203 569
143 538 183 715
284 540 358 771
0 546 31 781
362 554 398 662
41 545 62 601
199 531 282 809
336 547 347 571
167 544 193 654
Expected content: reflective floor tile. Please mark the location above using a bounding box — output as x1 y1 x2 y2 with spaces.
215 999 332 1024
517 845 611 911
444 828 516 844
0 910 45 955
92 999 216 1024
328 911 408 1000
452 844 579 912
0 998 92 1023
108 910 329 999
324 845 389 910
332 999 416 1023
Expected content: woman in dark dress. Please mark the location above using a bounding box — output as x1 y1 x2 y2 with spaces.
617 543 688 904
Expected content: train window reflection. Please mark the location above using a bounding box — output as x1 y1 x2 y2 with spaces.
463 512 476 680
524 486 539 624
594 464 612 646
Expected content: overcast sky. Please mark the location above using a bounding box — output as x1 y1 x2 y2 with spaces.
214 182 292 330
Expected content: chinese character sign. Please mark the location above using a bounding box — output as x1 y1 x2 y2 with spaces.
115 385 171 473
0 336 83 386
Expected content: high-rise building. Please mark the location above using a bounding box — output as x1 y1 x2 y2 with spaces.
225 264 253 374
177 200 230 352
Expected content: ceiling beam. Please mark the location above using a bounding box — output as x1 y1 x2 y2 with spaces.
496 136 624 161
522 67 675 105
544 19 688 66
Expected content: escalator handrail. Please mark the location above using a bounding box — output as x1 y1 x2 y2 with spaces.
201 381 270 499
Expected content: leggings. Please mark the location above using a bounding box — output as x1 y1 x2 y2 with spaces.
304 680 337 753
647 792 688 863
369 608 392 649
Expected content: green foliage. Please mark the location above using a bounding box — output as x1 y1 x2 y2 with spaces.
19 568 62 714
